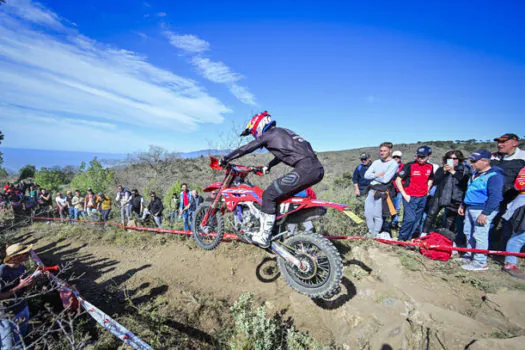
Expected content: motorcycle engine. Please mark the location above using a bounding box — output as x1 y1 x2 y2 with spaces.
234 203 260 233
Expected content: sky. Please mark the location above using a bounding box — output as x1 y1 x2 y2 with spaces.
0 0 524 154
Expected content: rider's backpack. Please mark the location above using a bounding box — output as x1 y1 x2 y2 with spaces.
413 231 453 261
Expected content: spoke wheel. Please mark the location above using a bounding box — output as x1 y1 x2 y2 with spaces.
192 203 224 250
278 232 343 298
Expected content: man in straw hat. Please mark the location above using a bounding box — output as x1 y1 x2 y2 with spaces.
0 243 37 348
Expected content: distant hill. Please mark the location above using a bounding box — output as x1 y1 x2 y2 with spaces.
0 147 230 171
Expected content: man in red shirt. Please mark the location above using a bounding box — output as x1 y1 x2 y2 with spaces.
395 146 434 241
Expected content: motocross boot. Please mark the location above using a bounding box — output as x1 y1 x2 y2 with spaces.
252 212 275 248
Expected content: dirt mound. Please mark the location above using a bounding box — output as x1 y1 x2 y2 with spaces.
18 226 525 348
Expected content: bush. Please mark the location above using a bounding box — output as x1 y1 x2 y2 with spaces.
70 158 115 194
229 294 322 350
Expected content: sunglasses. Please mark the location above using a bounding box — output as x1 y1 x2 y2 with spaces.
448 157 458 160
393 156 401 159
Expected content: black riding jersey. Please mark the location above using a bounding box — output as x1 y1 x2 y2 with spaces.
223 127 318 167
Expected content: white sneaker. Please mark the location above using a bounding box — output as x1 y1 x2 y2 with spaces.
377 232 392 240
461 261 488 271
252 212 275 247
454 256 472 264
419 232 428 238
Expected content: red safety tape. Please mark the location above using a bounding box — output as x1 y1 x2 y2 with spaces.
29 250 153 350
31 217 525 258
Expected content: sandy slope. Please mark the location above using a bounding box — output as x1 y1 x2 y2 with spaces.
20 228 525 349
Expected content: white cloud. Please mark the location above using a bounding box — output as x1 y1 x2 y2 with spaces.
164 31 257 105
229 84 256 106
0 1 233 152
2 0 63 29
164 32 210 53
156 12 167 17
191 57 243 84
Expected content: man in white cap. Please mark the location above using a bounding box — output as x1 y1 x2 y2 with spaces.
0 243 38 348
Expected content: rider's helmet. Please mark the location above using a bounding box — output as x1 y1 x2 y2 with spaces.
240 111 276 139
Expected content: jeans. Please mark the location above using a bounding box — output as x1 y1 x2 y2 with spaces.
391 192 402 225
86 208 98 217
73 208 85 220
365 191 383 236
0 305 29 349
169 211 177 226
181 210 191 231
464 208 497 265
120 205 131 224
505 231 525 265
69 207 75 221
101 209 111 223
153 215 162 228
399 196 427 241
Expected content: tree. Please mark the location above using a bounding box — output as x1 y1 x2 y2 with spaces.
35 167 67 191
70 158 115 194
128 145 180 177
18 164 36 181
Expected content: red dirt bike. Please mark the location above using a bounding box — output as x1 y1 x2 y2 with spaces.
192 156 350 298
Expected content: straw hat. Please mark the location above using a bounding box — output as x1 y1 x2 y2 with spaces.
4 243 32 263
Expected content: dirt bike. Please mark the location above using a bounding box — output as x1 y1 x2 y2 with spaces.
192 156 351 299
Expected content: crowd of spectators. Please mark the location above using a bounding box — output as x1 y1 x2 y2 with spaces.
0 182 204 230
353 133 525 277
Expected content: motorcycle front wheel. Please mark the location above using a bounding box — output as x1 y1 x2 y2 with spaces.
192 203 224 250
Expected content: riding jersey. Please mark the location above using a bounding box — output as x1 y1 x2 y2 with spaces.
223 127 319 168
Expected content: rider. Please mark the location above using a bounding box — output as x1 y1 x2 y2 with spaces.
221 111 324 247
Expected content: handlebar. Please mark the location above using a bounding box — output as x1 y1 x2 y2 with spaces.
209 156 264 176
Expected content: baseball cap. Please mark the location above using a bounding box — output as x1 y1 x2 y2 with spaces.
392 150 403 157
416 146 432 157
494 133 519 142
360 152 370 160
468 149 492 162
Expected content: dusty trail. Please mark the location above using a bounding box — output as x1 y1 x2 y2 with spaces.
18 228 525 349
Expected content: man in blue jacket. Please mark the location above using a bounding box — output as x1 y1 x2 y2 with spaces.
458 149 504 271
352 153 372 197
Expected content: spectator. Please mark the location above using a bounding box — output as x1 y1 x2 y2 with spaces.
179 184 193 231
352 153 372 197
115 185 132 225
287 187 317 234
423 150 470 234
363 142 398 237
205 190 218 203
84 188 98 218
55 192 68 219
191 190 204 211
0 243 39 348
391 150 404 229
396 146 434 241
168 193 179 227
38 189 52 219
130 189 144 220
71 190 85 221
28 185 38 201
3 182 10 194
458 150 504 271
502 166 525 279
143 192 164 228
490 133 525 249
96 192 112 225
65 190 75 222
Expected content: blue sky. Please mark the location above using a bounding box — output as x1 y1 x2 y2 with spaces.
0 0 524 154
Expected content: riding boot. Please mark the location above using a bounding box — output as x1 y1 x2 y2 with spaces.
252 212 275 248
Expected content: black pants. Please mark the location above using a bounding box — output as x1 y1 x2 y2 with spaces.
422 196 459 233
262 158 324 215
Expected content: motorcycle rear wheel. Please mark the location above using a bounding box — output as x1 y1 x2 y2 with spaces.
192 203 224 250
277 232 343 299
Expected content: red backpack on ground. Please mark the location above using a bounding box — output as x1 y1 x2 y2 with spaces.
413 232 453 261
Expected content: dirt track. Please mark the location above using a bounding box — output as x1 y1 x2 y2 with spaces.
17 226 525 349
